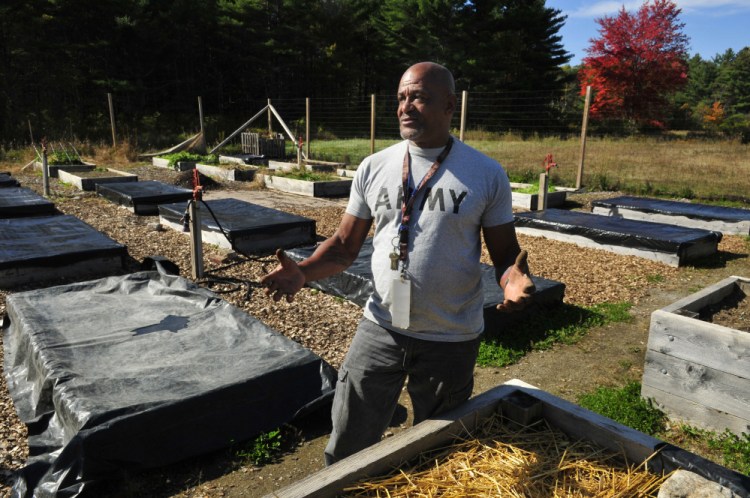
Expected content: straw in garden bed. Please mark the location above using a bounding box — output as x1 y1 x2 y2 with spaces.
345 414 671 497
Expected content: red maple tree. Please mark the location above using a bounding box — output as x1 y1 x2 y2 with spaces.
579 0 689 128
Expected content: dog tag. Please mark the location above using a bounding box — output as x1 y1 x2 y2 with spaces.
390 277 411 329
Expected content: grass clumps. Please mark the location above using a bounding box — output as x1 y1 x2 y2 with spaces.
578 382 666 435
477 301 632 367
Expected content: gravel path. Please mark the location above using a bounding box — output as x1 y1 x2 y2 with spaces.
1 164 747 497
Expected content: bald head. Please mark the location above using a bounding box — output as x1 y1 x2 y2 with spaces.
401 62 455 96
397 62 457 148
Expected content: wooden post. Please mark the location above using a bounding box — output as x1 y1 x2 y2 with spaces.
459 90 468 142
198 96 205 137
576 85 592 190
41 138 50 197
107 93 116 147
538 173 549 211
370 94 376 155
267 98 273 137
306 97 311 159
189 200 204 279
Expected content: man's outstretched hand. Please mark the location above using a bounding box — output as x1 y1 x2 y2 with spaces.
260 249 306 303
496 250 536 312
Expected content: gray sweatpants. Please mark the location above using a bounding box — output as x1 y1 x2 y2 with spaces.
324 317 481 465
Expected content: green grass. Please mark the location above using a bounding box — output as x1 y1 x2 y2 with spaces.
477 302 632 367
272 168 339 181
578 382 666 435
578 383 750 475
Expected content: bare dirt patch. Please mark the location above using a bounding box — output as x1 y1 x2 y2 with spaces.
699 286 750 332
1 163 749 497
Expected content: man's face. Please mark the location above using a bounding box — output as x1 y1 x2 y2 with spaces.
397 68 455 148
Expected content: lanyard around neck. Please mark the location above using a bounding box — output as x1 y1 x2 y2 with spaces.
398 137 454 262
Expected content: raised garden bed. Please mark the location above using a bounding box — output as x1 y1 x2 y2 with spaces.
267 379 750 497
151 156 196 172
642 275 750 437
268 160 339 174
510 182 571 210
262 173 352 198
195 163 258 182
33 161 96 178
57 168 138 191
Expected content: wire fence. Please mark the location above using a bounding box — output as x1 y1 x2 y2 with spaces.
212 89 585 148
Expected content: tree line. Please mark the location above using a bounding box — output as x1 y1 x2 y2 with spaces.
0 0 747 147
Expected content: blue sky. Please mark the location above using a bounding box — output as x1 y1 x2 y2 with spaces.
545 0 750 65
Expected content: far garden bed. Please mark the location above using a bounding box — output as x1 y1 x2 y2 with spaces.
57 168 138 191
196 163 258 182
510 182 572 211
34 161 96 178
262 172 352 198
152 156 196 172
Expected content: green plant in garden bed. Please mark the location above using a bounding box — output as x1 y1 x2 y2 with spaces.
160 151 218 166
477 302 632 367
513 182 556 194
48 151 83 165
272 168 339 182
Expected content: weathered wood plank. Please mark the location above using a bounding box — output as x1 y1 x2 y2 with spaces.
648 310 750 380
659 276 742 314
643 350 750 422
641 384 750 435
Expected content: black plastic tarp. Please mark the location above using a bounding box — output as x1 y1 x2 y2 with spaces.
95 181 192 215
514 209 722 256
2 270 336 497
158 198 317 253
285 239 565 311
0 172 20 187
0 215 126 271
0 187 56 217
593 195 750 223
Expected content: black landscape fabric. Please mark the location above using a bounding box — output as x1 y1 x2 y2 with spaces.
285 238 565 310
592 195 750 223
95 180 192 215
158 197 317 251
0 172 20 187
514 208 722 256
0 187 56 217
0 215 126 271
2 270 336 497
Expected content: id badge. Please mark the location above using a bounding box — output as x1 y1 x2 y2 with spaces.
390 277 411 329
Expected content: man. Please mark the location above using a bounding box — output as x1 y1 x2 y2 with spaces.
261 61 535 465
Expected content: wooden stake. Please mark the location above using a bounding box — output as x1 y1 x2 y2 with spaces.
460 91 468 142
198 96 205 137
267 98 272 137
370 94 376 156
576 85 591 190
108 93 117 147
538 173 549 211
41 139 50 197
189 200 204 279
306 97 311 159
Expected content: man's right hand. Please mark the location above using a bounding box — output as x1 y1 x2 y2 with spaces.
261 249 306 303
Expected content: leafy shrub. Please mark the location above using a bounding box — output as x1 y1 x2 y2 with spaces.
577 382 666 435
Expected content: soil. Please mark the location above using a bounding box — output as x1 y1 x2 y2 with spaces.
699 286 750 332
1 163 749 497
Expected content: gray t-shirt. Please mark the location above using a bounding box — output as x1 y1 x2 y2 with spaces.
346 138 513 342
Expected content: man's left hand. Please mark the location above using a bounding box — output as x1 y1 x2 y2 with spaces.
496 250 536 312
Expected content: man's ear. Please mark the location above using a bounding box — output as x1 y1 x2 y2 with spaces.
445 94 457 115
